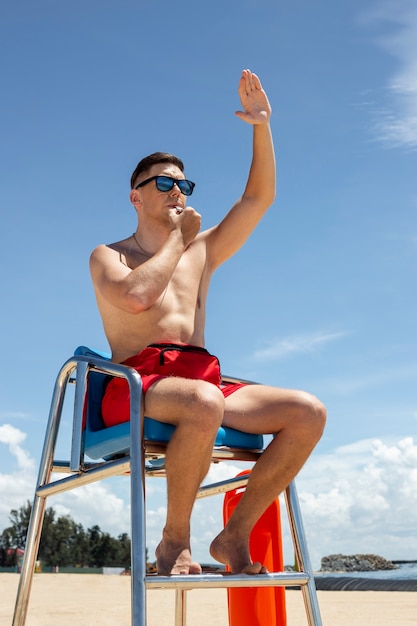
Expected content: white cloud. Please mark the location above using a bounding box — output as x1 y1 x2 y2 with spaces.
2 425 417 572
52 482 131 538
251 331 347 362
0 424 36 529
315 362 417 397
0 411 32 421
295 436 417 569
0 423 27 448
362 2 417 149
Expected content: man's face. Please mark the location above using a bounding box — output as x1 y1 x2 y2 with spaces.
131 163 188 218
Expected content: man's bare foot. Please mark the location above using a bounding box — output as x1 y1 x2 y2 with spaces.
156 539 202 575
210 531 268 575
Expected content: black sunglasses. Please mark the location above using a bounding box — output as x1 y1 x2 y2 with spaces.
135 175 195 196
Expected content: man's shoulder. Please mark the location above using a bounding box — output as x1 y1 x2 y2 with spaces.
91 237 130 257
90 241 130 275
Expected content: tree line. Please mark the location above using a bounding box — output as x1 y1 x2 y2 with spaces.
0 501 132 569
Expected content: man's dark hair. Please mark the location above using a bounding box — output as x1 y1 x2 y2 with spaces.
130 152 185 189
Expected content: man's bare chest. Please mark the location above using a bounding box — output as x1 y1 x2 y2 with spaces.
156 249 209 309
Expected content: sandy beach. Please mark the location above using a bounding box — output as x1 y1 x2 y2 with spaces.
2 573 417 625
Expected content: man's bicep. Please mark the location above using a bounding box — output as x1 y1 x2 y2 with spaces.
90 246 131 305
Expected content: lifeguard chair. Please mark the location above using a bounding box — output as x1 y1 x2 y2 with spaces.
12 346 322 625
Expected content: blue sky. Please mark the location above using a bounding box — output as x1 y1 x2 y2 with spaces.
1 0 416 570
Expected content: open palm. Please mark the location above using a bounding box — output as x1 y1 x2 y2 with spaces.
235 69 272 125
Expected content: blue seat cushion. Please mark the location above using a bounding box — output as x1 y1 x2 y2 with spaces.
75 346 263 460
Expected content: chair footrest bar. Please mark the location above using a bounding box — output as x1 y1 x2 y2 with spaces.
52 460 123 473
145 571 310 590
197 475 250 499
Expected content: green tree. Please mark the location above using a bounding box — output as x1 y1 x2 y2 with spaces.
39 515 88 567
0 503 132 568
3 501 32 550
117 533 132 569
88 526 125 567
0 528 16 566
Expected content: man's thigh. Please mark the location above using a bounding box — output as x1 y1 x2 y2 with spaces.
144 376 224 425
223 384 315 434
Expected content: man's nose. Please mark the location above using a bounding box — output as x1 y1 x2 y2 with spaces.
170 183 181 195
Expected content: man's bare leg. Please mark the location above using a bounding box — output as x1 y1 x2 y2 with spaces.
210 385 326 573
144 378 225 575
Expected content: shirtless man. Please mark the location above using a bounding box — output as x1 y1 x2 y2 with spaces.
89 69 326 576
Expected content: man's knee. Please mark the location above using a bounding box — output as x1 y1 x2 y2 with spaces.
182 381 225 432
297 392 326 440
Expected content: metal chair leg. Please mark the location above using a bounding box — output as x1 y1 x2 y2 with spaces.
285 481 322 626
12 362 74 626
174 589 187 626
128 371 147 626
12 496 47 626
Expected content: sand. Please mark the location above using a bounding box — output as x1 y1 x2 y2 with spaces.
2 573 417 625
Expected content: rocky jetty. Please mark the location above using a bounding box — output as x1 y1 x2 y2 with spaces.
320 553 397 572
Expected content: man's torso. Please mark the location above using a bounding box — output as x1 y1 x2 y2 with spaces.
93 232 212 362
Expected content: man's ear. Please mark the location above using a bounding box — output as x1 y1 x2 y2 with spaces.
130 189 142 206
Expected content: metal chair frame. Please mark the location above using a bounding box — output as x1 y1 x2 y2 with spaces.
12 350 322 626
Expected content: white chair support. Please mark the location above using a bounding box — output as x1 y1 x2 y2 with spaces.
12 348 322 626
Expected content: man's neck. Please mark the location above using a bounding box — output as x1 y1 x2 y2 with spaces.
133 220 171 256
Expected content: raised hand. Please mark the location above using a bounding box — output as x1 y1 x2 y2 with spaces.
235 69 272 125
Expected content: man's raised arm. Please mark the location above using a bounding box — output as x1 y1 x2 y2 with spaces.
206 69 276 269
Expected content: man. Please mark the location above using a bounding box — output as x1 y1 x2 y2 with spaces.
90 69 326 576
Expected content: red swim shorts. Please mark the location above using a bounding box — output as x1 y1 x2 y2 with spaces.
101 343 247 427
